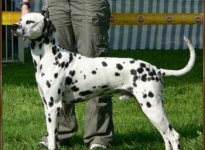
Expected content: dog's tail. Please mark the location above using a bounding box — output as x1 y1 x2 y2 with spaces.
159 36 195 77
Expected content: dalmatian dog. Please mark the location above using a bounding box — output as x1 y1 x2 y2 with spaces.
11 12 195 150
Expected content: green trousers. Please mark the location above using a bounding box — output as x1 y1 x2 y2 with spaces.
45 0 113 146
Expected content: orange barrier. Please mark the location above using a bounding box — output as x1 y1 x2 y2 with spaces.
3 12 21 25
2 11 203 25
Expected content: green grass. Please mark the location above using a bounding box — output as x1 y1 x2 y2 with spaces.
3 49 202 150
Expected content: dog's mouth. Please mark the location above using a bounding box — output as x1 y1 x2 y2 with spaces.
11 24 23 37
11 30 21 37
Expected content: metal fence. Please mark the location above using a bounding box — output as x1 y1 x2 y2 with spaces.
28 0 203 50
2 0 203 63
3 0 24 63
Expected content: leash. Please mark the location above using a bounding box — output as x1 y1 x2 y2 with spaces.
42 0 49 18
42 0 49 11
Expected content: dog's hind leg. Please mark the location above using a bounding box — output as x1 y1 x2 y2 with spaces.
133 84 180 150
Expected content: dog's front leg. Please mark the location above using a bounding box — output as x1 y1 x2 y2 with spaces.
38 84 57 149
46 100 62 150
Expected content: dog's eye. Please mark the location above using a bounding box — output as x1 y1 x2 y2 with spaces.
26 20 35 24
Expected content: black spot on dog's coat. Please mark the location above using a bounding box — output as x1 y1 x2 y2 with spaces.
143 94 147 98
133 76 138 82
26 20 35 24
65 62 69 68
65 76 72 85
146 68 150 72
148 70 157 77
102 61 107 67
57 109 60 116
130 60 135 64
68 53 73 64
115 72 120 76
140 63 146 68
69 70 75 77
41 73 45 77
57 53 62 59
116 63 123 70
101 85 108 89
58 89 61 95
148 91 154 98
133 83 137 87
71 86 80 92
40 54 43 60
137 67 144 74
79 90 93 96
130 69 137 75
46 81 51 88
49 101 53 107
33 59 37 67
60 62 65 68
141 74 147 82
52 46 57 55
92 70 97 74
54 73 58 78
146 102 151 108
50 97 54 102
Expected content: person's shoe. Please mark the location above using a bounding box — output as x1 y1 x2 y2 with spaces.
90 144 107 150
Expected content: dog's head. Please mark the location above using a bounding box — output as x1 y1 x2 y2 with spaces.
11 12 56 40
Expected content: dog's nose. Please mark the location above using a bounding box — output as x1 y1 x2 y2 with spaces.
11 24 21 30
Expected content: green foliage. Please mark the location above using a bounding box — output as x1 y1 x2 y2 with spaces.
3 49 202 150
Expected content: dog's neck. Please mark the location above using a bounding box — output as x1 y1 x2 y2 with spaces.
30 31 58 55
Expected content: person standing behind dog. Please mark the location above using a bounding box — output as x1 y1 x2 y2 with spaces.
20 0 113 149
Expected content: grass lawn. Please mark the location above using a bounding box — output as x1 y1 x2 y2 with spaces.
2 49 203 150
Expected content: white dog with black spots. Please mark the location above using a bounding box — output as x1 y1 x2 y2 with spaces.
11 12 195 150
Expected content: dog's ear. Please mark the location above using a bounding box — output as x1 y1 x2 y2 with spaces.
41 9 49 18
43 18 56 37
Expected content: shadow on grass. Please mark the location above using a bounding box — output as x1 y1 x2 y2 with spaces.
54 121 202 150
111 124 201 148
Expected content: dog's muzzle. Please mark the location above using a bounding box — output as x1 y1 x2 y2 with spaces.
11 24 22 36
